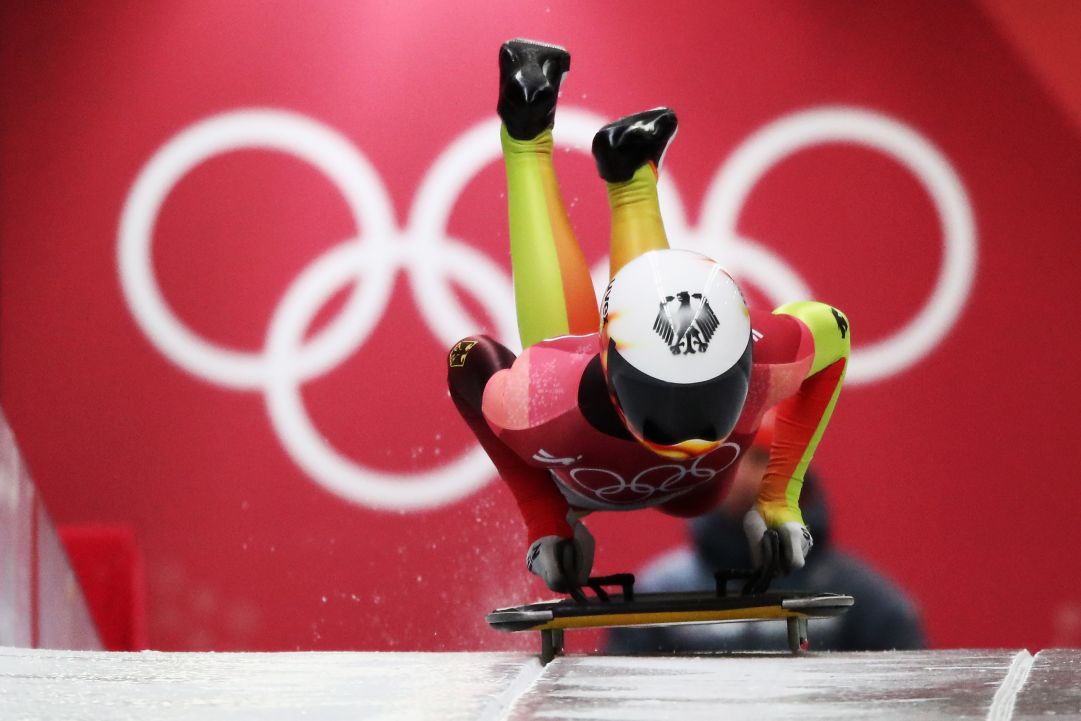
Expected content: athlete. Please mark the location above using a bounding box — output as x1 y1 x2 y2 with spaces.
448 39 851 593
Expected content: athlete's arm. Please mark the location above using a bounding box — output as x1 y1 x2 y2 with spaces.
466 410 576 543
757 301 851 529
447 337 575 544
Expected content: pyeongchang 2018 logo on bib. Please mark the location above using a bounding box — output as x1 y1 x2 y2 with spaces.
118 106 976 512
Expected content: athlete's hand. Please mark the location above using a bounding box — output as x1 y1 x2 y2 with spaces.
525 518 595 593
743 508 813 574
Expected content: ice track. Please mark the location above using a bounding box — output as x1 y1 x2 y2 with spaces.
2 647 1078 721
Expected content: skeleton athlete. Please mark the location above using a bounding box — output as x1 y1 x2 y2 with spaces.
448 39 850 592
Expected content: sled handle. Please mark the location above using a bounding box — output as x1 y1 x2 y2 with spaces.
555 541 589 602
586 574 635 602
554 538 636 602
714 529 781 596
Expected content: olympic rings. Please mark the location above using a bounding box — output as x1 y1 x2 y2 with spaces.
117 105 976 510
567 443 741 506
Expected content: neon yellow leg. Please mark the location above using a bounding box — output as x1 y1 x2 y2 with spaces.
606 164 670 278
502 125 599 348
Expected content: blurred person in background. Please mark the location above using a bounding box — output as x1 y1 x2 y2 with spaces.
606 411 926 653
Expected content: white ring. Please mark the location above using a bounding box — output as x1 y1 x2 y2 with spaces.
118 109 397 389
700 106 976 383
264 242 510 509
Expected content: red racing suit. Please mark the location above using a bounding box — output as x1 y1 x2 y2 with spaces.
460 305 848 544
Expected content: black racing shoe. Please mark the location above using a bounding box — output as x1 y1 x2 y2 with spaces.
497 38 571 140
591 107 678 183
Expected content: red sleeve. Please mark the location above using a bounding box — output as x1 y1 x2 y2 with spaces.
477 424 574 543
761 357 847 522
448 389 573 544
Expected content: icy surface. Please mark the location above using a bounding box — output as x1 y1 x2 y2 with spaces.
1013 649 1081 720
0 649 534 721
3 647 1079 720
508 650 1023 721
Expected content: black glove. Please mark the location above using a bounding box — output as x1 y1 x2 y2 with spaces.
744 508 813 574
525 517 595 592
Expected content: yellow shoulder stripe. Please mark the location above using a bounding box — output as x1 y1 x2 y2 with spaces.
774 301 851 376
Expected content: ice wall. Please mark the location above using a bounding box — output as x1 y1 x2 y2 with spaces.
0 409 101 650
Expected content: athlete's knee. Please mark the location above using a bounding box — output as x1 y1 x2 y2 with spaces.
447 335 516 416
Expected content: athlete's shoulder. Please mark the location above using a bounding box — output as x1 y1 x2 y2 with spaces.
530 332 603 356
749 308 812 365
772 301 851 374
482 333 601 431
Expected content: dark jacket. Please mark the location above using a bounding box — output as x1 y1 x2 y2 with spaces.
606 473 926 653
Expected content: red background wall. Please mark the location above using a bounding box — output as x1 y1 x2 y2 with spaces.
3 1 1080 652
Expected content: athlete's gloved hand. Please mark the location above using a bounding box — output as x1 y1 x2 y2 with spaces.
525 517 595 593
743 508 813 574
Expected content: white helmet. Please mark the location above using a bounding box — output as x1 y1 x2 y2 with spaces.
600 249 752 458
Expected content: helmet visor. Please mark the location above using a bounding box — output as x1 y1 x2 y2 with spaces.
605 337 752 447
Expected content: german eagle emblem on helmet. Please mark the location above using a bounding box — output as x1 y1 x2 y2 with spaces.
653 291 720 355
